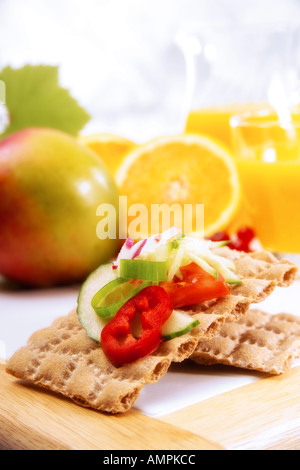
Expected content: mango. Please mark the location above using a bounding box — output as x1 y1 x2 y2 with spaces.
0 127 119 286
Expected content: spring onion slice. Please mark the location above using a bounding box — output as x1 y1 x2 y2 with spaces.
120 259 168 282
91 277 150 318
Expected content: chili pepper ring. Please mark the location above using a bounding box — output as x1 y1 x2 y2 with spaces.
101 286 173 365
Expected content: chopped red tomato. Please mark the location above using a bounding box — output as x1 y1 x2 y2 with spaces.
160 262 230 308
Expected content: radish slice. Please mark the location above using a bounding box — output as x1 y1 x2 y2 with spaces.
132 239 147 259
125 237 134 249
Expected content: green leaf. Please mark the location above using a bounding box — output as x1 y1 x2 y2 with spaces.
0 64 90 139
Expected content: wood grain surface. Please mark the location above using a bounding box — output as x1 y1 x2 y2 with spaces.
0 365 221 450
1 363 299 450
161 365 300 450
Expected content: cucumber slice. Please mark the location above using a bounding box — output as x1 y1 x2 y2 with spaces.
77 263 117 342
132 309 199 341
161 310 200 340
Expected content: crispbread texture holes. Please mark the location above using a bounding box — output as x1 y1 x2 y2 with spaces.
6 249 298 413
192 309 300 375
6 310 200 413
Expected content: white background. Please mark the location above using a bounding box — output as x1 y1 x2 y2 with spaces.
1 0 300 141
0 0 300 418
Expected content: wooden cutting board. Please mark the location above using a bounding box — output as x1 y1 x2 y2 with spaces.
0 363 299 450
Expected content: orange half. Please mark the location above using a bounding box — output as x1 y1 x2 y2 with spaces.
79 133 136 176
115 133 241 237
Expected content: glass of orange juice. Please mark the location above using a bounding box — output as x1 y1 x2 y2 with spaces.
230 109 300 256
177 22 300 123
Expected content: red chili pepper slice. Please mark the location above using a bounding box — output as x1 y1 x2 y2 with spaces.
101 285 173 365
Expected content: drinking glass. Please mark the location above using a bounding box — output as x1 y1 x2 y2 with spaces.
176 22 300 146
230 109 300 259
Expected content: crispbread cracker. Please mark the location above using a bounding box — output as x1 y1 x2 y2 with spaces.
6 249 298 413
212 246 298 288
191 309 300 375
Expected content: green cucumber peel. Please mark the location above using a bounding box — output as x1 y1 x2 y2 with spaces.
161 310 200 341
162 319 200 340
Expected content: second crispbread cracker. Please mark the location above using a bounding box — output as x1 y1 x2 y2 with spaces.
191 309 300 374
6 249 298 413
